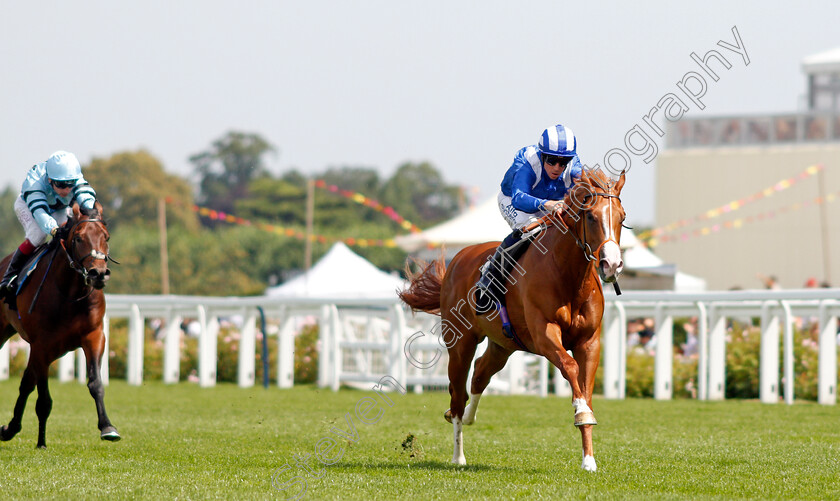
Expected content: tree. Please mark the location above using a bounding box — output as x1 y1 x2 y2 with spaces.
83 150 199 231
0 187 25 256
190 131 276 217
379 162 462 226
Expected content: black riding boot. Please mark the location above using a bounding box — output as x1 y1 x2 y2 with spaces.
475 229 525 305
0 249 28 296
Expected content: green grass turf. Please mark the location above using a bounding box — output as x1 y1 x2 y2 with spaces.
0 380 837 500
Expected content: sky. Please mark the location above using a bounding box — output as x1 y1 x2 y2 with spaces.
1 1 838 226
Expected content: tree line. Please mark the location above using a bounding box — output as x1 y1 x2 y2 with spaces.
0 132 464 296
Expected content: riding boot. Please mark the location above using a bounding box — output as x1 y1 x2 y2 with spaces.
475 229 524 303
0 249 28 296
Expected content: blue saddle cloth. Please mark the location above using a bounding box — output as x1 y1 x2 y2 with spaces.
4 245 53 313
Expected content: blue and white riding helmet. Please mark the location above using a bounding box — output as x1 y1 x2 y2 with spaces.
538 124 577 158
45 151 82 182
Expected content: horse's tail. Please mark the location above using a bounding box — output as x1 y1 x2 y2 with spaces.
398 257 446 315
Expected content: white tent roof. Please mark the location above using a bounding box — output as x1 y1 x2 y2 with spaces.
395 197 510 252
265 242 406 300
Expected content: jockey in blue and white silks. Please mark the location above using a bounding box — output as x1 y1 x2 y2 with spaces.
499 144 583 229
0 151 98 295
476 124 583 304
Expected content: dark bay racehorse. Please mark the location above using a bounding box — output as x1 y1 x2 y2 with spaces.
400 169 625 471
0 202 119 448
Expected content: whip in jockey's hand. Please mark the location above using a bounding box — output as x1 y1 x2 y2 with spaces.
475 124 583 306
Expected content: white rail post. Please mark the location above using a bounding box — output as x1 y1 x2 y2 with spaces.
654 302 673 400
330 305 342 391
508 352 525 394
318 305 331 388
554 365 572 397
707 305 727 400
127 304 144 386
198 306 218 388
539 358 548 397
602 302 626 399
760 301 780 404
818 300 837 405
278 315 295 388
0 339 9 381
101 314 110 385
238 309 257 388
58 351 75 382
696 302 708 400
163 314 183 384
389 304 408 388
780 301 794 405
76 349 86 383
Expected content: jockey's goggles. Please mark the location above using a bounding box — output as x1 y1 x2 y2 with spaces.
50 179 76 189
544 155 573 167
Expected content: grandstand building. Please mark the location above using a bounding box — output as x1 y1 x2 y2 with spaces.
654 47 840 290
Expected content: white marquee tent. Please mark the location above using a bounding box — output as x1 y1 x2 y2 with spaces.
395 197 706 291
265 242 406 300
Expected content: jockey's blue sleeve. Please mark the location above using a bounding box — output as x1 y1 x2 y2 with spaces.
510 168 546 213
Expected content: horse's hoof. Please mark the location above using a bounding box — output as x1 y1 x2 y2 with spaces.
582 455 597 472
451 456 467 466
444 409 453 424
0 424 20 441
574 411 597 426
100 427 121 441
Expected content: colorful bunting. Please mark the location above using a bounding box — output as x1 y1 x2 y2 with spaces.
313 179 422 233
167 197 400 248
645 185 840 247
637 164 824 241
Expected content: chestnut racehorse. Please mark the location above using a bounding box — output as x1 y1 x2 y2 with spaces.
399 169 625 472
0 202 119 448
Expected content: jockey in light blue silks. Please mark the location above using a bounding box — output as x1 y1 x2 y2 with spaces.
0 151 98 296
475 124 583 301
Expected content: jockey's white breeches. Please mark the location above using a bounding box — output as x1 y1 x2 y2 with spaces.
14 196 69 247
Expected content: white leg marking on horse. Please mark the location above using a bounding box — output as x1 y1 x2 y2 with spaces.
462 393 482 425
572 398 592 415
452 416 466 465
582 454 597 472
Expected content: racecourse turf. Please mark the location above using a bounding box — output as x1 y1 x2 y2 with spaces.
0 380 837 500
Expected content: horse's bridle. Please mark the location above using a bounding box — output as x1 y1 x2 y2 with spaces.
552 177 621 264
59 218 119 283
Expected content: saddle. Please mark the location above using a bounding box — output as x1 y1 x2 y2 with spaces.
4 244 53 311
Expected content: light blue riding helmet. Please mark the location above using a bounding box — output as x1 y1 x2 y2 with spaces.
538 124 577 157
45 151 82 181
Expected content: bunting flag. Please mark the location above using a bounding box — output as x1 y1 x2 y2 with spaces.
645 186 839 247
313 179 423 233
637 164 824 241
165 197 400 248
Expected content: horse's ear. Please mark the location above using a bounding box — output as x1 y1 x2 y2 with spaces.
614 171 627 193
93 201 104 217
72 203 82 220
580 168 591 184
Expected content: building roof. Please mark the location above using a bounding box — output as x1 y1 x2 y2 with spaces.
802 47 840 74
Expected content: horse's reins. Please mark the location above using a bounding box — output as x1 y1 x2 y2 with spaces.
523 179 623 294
